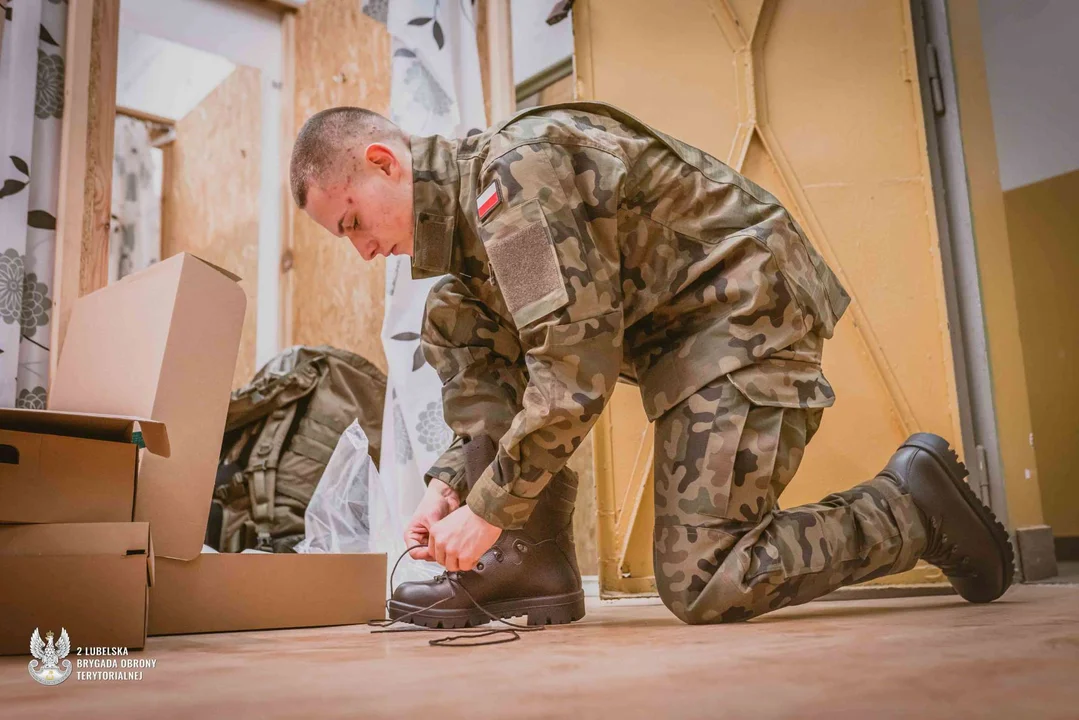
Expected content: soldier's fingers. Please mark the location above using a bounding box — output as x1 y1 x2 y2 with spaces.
408 543 432 560
405 526 426 549
443 548 460 573
428 533 442 565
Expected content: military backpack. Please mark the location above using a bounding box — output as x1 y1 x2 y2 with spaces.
206 345 386 552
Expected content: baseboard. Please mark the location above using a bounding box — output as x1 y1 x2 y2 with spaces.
1055 536 1079 562
1017 525 1058 581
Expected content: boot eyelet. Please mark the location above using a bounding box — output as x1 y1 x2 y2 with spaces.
493 548 504 562
475 562 484 571
514 540 527 553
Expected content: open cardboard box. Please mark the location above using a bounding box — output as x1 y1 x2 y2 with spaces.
0 253 386 653
0 410 169 524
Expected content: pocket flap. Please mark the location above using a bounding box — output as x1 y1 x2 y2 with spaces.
726 359 836 409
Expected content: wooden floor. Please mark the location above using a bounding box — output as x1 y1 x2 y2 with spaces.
3 584 1077 719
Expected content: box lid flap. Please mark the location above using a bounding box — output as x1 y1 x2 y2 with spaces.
48 252 246 561
0 522 151 558
189 255 242 282
0 408 170 456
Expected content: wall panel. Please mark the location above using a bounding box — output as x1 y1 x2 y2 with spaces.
163 66 262 388
1004 170 1079 538
288 0 392 372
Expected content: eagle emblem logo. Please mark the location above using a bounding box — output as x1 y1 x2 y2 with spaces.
28 628 72 686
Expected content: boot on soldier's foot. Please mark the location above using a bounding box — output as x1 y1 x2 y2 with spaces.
388 470 585 629
879 432 1014 603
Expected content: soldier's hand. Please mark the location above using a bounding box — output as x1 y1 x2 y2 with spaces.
405 479 460 560
427 506 501 572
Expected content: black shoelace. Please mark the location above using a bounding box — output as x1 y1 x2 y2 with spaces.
367 543 550 647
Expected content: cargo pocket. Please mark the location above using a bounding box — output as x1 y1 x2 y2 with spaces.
726 358 836 409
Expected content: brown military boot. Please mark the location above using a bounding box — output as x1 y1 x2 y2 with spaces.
880 433 1014 603
388 468 585 629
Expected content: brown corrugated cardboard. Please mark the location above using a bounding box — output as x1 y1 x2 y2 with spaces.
149 553 387 635
48 253 247 561
0 412 169 524
6 252 387 640
0 523 153 655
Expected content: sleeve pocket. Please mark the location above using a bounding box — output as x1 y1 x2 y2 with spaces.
483 199 570 329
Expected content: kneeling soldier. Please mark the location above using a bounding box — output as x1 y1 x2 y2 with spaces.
290 102 1013 627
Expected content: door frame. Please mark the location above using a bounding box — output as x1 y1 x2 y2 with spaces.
910 1 1008 524
52 0 296 385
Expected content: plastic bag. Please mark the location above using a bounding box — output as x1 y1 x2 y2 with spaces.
368 431 443 585
294 420 371 553
294 420 440 584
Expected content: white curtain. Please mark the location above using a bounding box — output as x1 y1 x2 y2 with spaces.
0 0 67 409
363 0 487 583
109 116 161 283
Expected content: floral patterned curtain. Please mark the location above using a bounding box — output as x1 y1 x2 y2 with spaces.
0 0 67 409
109 116 161 283
362 0 487 583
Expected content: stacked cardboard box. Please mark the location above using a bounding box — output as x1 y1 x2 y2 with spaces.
0 254 386 655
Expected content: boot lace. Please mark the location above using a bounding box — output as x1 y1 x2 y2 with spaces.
922 516 976 578
368 539 558 647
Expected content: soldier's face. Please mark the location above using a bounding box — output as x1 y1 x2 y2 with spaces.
303 142 414 262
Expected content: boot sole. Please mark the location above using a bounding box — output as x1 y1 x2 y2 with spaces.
903 433 1015 601
387 590 586 630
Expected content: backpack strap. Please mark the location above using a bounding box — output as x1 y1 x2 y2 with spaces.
247 404 300 551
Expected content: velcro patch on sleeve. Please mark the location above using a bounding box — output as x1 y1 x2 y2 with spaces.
485 199 569 328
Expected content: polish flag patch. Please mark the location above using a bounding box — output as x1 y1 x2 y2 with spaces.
477 181 502 221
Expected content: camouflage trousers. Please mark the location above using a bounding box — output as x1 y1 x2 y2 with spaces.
652 376 929 624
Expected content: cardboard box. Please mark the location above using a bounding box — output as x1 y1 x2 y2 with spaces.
46 252 248 562
1 252 386 642
0 411 169 524
0 523 153 655
149 553 386 635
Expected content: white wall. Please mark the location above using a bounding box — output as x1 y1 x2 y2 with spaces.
120 0 282 80
511 0 573 84
979 0 1079 191
117 28 236 121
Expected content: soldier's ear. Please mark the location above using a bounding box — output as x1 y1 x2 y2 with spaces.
365 143 401 178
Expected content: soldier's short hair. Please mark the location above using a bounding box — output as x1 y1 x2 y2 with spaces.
290 106 406 208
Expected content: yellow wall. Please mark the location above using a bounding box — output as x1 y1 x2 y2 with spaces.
948 0 1043 529
1004 170 1079 537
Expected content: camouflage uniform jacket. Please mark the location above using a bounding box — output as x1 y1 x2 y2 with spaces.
411 102 850 530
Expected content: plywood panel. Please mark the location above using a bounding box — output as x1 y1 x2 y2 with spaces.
163 66 262 389
537 73 574 105
289 0 392 372
578 0 959 593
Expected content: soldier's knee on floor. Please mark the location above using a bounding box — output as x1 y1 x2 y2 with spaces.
654 568 721 625
654 562 767 625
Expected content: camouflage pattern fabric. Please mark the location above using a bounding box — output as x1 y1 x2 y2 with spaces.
413 101 850 534
411 101 935 622
653 372 928 624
